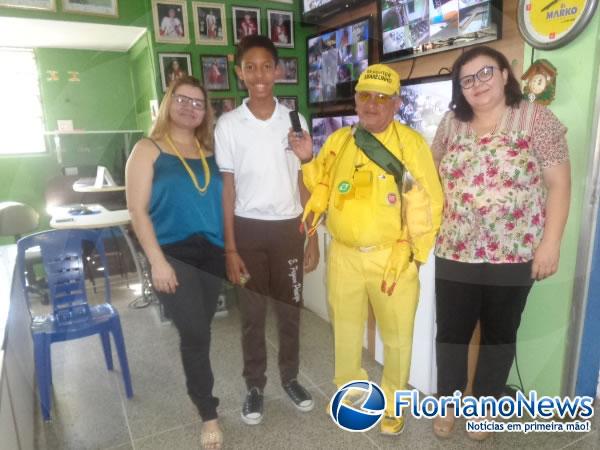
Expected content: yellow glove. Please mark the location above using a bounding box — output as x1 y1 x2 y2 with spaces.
301 180 330 235
402 184 432 238
380 240 412 296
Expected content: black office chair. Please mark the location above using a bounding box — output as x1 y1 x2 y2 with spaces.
0 201 49 304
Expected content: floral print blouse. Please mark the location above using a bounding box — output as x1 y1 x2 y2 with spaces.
432 101 569 264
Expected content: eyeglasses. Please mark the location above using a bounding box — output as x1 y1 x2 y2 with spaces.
459 65 497 89
172 94 206 110
356 91 396 105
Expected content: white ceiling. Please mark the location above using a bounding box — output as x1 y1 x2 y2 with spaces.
0 17 147 52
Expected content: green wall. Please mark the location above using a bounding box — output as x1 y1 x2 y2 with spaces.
36 48 137 131
129 32 158 134
149 0 314 115
508 13 600 395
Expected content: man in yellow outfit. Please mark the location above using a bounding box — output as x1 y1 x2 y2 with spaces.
288 64 443 435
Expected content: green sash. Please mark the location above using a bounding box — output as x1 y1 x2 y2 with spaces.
353 125 406 190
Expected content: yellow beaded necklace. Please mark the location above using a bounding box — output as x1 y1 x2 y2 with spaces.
165 134 211 194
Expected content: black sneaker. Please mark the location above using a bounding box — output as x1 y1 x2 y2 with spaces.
241 387 264 425
283 379 314 412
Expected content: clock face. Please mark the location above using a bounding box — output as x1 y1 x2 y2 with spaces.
519 0 599 49
529 73 547 94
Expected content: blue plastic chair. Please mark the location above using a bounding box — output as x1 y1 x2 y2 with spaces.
16 229 133 421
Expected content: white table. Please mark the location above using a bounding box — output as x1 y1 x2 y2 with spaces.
49 204 150 304
72 179 125 193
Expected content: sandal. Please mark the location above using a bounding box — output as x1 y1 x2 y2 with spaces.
200 423 223 450
467 415 491 441
432 410 455 438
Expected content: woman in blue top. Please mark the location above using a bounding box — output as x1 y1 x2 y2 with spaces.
126 76 224 450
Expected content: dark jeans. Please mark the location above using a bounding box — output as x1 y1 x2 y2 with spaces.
234 216 305 390
154 235 225 421
435 278 532 398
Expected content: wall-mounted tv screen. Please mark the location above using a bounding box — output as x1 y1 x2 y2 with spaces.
378 0 502 62
302 0 372 24
396 74 452 144
311 111 359 155
307 16 372 106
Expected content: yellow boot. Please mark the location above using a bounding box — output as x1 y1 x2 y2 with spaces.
380 415 405 435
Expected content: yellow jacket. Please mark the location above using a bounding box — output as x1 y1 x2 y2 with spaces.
302 121 443 263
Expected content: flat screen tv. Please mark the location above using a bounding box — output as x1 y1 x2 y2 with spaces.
302 0 372 24
396 74 452 144
378 0 502 62
307 16 372 106
311 111 359 155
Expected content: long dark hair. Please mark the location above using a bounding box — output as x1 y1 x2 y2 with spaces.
450 46 522 122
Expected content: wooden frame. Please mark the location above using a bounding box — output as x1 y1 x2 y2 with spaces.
201 55 230 91
0 0 56 11
232 6 261 44
62 0 118 17
267 9 294 48
278 96 297 110
276 57 298 84
192 1 227 46
158 52 192 92
152 0 190 44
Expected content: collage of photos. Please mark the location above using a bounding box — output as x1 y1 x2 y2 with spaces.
307 18 370 105
310 113 359 154
380 0 495 59
394 76 452 144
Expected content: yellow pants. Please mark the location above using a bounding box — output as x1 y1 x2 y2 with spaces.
327 239 420 416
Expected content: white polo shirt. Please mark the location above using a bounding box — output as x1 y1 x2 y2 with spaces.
215 98 308 220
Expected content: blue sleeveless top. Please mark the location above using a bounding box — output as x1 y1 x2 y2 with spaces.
149 143 224 248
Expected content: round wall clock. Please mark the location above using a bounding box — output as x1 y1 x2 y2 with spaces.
518 0 599 49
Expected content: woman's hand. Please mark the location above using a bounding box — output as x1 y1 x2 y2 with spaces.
531 240 560 281
226 251 249 285
288 130 314 163
304 236 320 273
151 258 179 294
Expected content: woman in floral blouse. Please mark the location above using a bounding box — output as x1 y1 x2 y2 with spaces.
431 46 571 440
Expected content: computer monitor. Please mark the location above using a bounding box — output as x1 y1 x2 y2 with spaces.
396 74 452 144
310 111 359 155
307 16 372 106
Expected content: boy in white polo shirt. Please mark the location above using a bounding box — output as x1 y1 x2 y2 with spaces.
215 35 319 425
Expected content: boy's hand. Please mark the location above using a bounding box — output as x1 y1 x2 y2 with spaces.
304 235 320 273
225 251 249 285
288 129 314 163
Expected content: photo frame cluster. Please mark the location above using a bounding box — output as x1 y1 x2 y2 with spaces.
0 0 118 16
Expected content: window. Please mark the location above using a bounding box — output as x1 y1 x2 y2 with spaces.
0 48 46 155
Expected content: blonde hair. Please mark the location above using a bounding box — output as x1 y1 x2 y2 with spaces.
150 76 215 153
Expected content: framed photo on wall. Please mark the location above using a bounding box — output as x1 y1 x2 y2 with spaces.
152 0 190 44
232 6 261 44
210 97 236 119
201 55 230 91
62 0 118 17
0 0 55 10
267 9 294 48
278 96 297 110
276 57 298 84
192 2 227 46
158 52 192 92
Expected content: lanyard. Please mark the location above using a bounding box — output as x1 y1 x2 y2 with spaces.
165 135 211 194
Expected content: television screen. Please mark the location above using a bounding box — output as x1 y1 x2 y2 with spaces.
311 112 359 155
307 17 372 106
396 74 452 144
302 0 372 24
378 0 501 62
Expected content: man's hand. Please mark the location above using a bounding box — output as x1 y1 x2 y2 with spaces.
288 129 314 163
304 235 320 273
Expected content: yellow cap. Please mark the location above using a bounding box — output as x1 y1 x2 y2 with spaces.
355 64 401 96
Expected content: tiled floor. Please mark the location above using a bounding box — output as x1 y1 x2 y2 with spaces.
32 282 599 450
